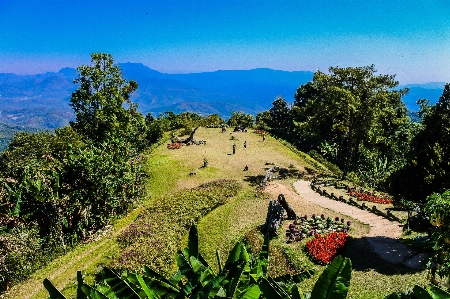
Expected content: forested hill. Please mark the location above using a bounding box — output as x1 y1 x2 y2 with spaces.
1 63 445 131
0 123 39 152
0 65 314 129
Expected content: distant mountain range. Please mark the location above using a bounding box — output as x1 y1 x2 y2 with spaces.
0 63 446 131
399 83 446 111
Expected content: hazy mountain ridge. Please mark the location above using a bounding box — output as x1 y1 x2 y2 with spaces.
0 64 316 128
0 63 446 132
399 83 446 111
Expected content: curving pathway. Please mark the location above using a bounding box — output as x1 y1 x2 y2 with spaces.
293 180 429 269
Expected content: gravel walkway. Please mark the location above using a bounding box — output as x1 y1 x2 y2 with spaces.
293 180 429 269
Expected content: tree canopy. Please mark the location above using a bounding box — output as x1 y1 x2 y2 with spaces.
388 83 450 204
227 111 255 128
70 53 144 145
293 65 409 177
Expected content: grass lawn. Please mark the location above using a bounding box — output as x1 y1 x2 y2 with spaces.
6 127 430 299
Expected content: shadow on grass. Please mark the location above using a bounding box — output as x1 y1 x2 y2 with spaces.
345 237 427 275
243 174 266 187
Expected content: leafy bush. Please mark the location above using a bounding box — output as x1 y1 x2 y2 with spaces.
0 225 44 290
424 190 450 284
0 129 146 291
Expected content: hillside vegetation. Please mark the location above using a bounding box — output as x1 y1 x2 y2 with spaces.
3 53 450 298
6 128 430 299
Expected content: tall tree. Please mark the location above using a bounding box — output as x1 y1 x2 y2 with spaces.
293 65 409 177
70 53 141 145
266 96 294 139
388 83 450 204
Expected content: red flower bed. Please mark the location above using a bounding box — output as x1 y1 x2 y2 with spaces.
167 143 183 149
348 191 392 204
306 232 351 264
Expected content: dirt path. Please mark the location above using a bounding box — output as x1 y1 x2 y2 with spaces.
265 180 429 269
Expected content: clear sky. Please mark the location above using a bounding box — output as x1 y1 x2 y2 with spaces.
1 0 449 83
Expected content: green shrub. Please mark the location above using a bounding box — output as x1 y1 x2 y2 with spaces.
0 129 147 291
0 225 44 290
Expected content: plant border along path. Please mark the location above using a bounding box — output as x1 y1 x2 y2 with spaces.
293 180 429 269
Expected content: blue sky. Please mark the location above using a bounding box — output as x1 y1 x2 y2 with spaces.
1 0 449 83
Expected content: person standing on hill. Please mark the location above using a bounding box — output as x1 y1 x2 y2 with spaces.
244 141 247 149
233 144 236 154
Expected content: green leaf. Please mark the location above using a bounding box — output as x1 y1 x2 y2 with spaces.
225 260 247 298
176 250 194 277
426 284 450 299
169 269 183 286
225 242 248 269
76 271 88 299
93 284 116 299
258 277 285 299
43 278 67 299
142 265 179 291
413 285 433 299
188 225 199 259
310 255 352 299
190 256 206 274
191 271 228 299
101 267 140 299
291 285 306 299
176 272 202 299
258 234 270 277
216 249 223 273
136 274 160 299
239 284 261 299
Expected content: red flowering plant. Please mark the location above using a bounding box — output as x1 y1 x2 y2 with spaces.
253 129 267 135
306 232 352 264
348 191 392 204
167 143 183 149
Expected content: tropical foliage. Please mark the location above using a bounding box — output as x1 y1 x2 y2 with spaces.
424 190 450 282
44 225 357 299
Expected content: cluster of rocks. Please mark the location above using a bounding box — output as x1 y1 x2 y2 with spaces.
265 194 297 235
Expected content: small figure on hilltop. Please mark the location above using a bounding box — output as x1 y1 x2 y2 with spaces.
244 140 247 149
262 133 266 142
243 165 249 171
232 144 236 154
221 125 226 133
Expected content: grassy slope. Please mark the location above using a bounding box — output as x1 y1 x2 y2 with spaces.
7 128 428 299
